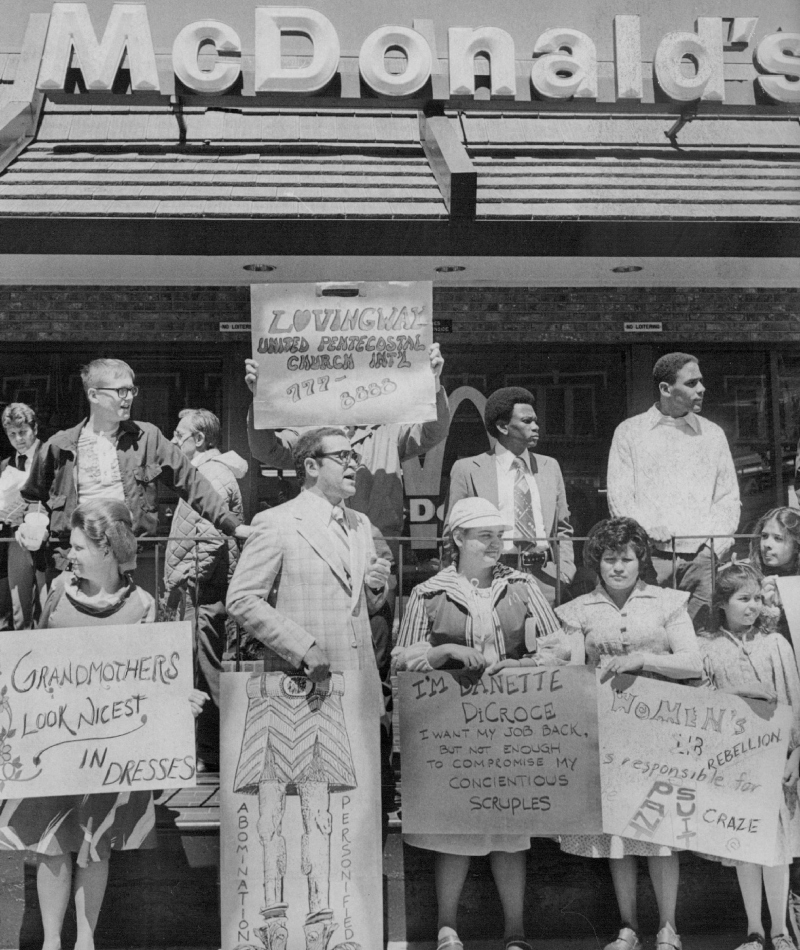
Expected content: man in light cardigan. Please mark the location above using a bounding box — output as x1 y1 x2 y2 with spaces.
607 352 741 629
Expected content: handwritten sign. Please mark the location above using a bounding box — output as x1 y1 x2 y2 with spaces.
251 281 436 427
776 576 800 672
598 673 791 865
398 667 602 835
0 622 196 798
220 671 383 950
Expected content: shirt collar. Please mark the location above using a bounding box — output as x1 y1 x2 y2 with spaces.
584 579 655 607
646 403 701 433
494 442 531 473
301 487 347 522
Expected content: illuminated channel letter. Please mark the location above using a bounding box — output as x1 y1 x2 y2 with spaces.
38 2 159 92
448 27 516 98
614 15 643 100
172 20 242 94
755 33 800 103
530 29 598 100
359 26 432 97
255 8 340 93
654 18 725 102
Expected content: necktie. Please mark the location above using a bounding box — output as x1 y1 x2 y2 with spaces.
512 457 539 552
331 507 351 580
15 454 25 471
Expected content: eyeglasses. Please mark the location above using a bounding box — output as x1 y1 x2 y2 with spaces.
315 449 362 467
94 386 139 399
172 430 194 445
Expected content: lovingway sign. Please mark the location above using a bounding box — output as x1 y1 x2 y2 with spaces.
22 3 800 104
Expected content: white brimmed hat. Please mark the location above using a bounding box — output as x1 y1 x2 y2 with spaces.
447 497 508 532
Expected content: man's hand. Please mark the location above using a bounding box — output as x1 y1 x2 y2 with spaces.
245 358 259 396
188 689 210 718
429 343 444 392
235 524 255 541
365 555 391 591
302 644 331 681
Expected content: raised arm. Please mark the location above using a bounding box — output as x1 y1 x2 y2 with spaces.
396 344 451 461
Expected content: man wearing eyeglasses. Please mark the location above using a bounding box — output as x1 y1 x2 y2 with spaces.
228 426 390 678
17 358 245 579
227 427 390 949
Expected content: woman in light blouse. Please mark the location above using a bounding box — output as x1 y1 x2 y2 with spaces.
537 517 702 950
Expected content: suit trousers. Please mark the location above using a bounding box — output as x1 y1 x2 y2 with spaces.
6 542 46 629
649 546 724 631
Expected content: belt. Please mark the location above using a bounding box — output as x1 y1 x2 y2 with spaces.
499 551 548 569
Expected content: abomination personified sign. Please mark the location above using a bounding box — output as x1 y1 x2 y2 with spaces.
598 673 792 865
0 622 196 798
251 281 436 427
399 667 602 835
220 671 382 950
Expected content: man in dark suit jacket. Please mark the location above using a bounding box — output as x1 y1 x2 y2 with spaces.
446 386 575 605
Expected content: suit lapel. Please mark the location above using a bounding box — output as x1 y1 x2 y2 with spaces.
345 509 367 612
471 454 500 506
530 454 555 531
294 494 352 593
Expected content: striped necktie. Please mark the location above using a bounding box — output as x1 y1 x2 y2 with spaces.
512 457 539 552
331 506 351 579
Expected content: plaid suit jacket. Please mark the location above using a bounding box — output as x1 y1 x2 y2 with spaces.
226 490 385 675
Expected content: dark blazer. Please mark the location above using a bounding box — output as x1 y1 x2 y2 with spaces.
446 450 576 583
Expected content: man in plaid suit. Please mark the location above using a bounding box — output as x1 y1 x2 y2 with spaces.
227 426 390 678
226 426 390 950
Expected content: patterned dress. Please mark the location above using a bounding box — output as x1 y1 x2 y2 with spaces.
551 581 702 859
0 573 157 867
699 627 800 866
395 563 561 855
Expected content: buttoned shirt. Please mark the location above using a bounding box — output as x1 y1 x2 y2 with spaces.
607 404 740 555
552 581 702 679
494 444 548 553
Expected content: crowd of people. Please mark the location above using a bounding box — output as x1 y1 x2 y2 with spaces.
0 351 798 950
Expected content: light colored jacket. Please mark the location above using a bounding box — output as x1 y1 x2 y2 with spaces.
164 449 247 592
226 490 386 676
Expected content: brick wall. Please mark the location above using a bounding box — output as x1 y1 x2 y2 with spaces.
0 286 798 343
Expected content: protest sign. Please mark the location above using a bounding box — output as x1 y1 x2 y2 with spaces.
220 671 382 950
776 576 800 671
598 673 792 865
398 667 602 835
0 622 196 798
251 281 436 427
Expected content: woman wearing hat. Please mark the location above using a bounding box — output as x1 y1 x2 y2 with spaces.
393 497 562 950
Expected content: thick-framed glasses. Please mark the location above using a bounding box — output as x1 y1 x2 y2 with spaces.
315 449 362 467
94 386 139 399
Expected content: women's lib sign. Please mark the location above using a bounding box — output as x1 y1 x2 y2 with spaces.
400 669 791 864
220 671 382 950
0 622 196 798
598 673 791 865
399 667 603 835
251 281 436 427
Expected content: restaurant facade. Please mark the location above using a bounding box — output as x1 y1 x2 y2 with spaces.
0 0 799 945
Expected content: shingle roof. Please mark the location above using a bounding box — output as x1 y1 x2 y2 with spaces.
0 104 447 218
1 102 798 221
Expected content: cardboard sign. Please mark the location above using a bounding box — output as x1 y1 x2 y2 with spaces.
0 622 196 798
776 576 800 672
220 671 383 950
251 281 436 427
398 667 602 835
598 673 792 865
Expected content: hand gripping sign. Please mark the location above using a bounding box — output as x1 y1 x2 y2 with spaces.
251 281 436 427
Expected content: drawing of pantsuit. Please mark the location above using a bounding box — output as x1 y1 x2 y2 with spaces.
234 672 356 950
